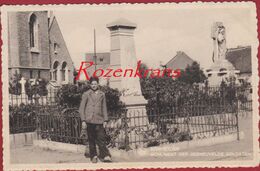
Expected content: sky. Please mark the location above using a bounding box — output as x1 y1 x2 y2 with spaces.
53 3 255 69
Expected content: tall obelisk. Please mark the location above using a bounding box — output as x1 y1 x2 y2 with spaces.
107 18 148 128
106 18 147 105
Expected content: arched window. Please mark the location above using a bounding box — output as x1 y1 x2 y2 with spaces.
61 62 67 82
53 61 59 81
29 14 38 48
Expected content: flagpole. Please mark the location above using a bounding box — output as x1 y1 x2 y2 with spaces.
94 29 97 71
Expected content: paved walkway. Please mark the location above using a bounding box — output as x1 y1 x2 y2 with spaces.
11 114 254 164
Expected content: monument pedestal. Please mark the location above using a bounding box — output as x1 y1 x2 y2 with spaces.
120 95 147 106
120 95 149 128
207 59 239 86
106 19 154 148
210 59 236 71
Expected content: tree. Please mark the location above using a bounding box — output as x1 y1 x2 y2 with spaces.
177 61 206 85
140 63 150 78
25 78 48 99
56 83 124 116
9 71 22 95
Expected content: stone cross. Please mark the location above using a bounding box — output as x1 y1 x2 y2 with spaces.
19 77 26 94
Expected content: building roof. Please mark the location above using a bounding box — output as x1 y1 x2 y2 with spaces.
165 51 195 70
106 18 137 29
226 46 251 74
85 52 110 65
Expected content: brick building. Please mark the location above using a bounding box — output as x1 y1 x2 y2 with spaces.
8 11 74 85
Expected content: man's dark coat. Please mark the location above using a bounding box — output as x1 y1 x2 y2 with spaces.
79 89 108 124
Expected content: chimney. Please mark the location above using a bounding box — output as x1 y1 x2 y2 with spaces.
176 51 183 55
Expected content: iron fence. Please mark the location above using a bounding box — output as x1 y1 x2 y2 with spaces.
9 90 58 134
9 89 58 106
35 101 240 150
9 104 37 134
239 100 252 111
10 84 252 149
36 107 84 144
36 106 123 145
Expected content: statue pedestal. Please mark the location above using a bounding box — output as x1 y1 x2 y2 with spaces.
207 59 239 86
120 95 147 106
210 59 236 71
207 22 240 86
121 95 149 128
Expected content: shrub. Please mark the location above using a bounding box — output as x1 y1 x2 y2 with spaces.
56 83 124 116
9 71 22 95
167 130 193 143
9 103 37 134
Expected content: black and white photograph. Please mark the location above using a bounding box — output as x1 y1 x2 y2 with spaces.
1 2 259 170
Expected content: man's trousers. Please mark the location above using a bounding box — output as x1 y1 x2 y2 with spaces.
86 123 111 160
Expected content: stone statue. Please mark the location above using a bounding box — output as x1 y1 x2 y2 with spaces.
211 22 227 62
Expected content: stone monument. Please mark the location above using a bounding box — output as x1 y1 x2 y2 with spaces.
106 18 149 127
206 22 239 85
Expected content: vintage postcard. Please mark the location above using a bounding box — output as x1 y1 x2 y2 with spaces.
1 2 259 170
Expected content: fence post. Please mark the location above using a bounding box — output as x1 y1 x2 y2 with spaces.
123 107 130 151
35 105 40 140
235 87 240 140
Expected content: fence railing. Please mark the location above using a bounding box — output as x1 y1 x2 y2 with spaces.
36 107 84 144
35 102 240 150
9 90 58 134
239 100 252 111
9 85 252 140
9 104 37 134
9 90 58 106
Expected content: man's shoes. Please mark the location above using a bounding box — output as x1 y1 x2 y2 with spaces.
103 156 112 162
91 156 98 163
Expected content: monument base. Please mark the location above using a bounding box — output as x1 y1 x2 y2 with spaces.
120 95 147 106
210 59 236 71
207 59 240 86
120 95 149 127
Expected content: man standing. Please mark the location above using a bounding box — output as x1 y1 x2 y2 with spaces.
79 76 112 163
